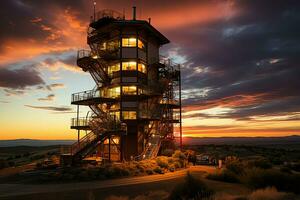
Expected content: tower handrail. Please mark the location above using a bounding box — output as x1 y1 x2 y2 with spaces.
77 49 91 59
71 89 99 103
71 117 91 127
70 131 98 155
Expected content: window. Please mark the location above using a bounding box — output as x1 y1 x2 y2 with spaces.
122 86 137 95
108 63 120 76
108 87 120 98
138 39 145 49
104 136 120 144
138 63 146 73
122 61 136 71
109 111 120 120
122 37 145 49
122 111 137 120
122 38 136 47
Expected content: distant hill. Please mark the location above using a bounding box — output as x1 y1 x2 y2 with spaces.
0 139 75 147
1 135 300 147
184 135 300 146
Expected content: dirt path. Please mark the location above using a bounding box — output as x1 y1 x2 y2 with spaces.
0 166 249 200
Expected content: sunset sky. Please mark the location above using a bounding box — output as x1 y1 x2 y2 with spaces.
0 0 299 140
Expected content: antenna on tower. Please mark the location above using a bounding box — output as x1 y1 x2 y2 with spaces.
93 1 97 21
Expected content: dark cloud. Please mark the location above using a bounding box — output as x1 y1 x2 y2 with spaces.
0 0 87 47
36 83 65 91
0 65 44 89
171 1 300 119
3 89 26 96
24 105 72 112
37 94 55 101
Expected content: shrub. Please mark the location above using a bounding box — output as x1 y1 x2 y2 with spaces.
161 149 174 157
168 164 175 172
169 172 214 200
105 165 131 178
146 169 154 175
172 150 186 160
226 160 244 175
0 159 9 169
156 156 169 168
206 169 239 183
240 168 300 194
248 187 294 200
247 159 272 169
153 166 164 174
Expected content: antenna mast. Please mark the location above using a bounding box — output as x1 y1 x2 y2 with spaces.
93 1 96 21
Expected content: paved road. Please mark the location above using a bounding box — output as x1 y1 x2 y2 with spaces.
0 166 213 199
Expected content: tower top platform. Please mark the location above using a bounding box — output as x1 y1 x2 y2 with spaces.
89 9 170 45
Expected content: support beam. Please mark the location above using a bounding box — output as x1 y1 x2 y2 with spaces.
179 65 182 150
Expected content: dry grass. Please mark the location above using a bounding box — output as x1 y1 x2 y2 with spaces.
248 187 292 200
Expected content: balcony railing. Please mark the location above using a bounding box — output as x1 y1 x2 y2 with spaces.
92 9 124 22
71 90 100 103
77 49 91 59
71 117 90 127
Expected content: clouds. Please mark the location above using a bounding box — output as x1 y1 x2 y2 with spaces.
38 94 55 101
24 105 72 112
0 66 44 89
171 0 300 121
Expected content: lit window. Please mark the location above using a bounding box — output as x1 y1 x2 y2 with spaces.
108 63 120 76
138 63 146 73
122 38 145 49
122 111 137 119
108 87 120 98
122 62 136 71
122 38 136 47
104 136 120 144
138 39 145 49
122 86 137 95
109 111 120 120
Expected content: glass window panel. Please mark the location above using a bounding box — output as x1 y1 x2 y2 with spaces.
122 111 137 119
122 38 136 47
108 87 120 98
108 63 120 76
122 86 137 95
138 63 146 73
122 62 136 71
138 39 145 49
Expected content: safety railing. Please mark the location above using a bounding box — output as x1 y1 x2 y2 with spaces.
77 49 91 59
71 89 100 103
94 9 124 22
70 131 98 155
71 117 90 127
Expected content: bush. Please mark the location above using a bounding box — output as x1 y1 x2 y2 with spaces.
226 160 244 175
248 187 294 200
168 164 175 172
146 169 154 175
247 159 272 169
169 173 214 200
240 168 300 194
161 149 174 157
156 156 169 168
0 159 9 169
206 169 239 183
104 165 130 178
153 166 164 174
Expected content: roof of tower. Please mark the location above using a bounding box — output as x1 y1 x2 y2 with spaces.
89 10 170 45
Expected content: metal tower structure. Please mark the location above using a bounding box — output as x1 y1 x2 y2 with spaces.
61 8 182 165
